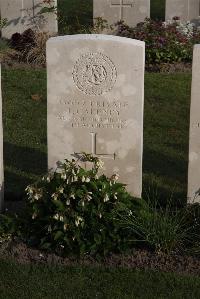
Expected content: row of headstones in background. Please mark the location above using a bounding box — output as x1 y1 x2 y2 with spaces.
94 0 200 27
1 0 58 39
166 0 200 23
1 0 200 40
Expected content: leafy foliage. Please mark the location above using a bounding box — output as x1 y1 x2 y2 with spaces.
24 153 134 257
0 214 15 244
115 18 200 65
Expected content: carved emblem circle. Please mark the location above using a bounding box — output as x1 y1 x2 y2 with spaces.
72 52 117 96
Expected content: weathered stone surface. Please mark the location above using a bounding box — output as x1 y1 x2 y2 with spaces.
93 0 150 28
0 65 4 212
47 34 145 198
188 45 200 203
1 0 58 38
166 0 200 22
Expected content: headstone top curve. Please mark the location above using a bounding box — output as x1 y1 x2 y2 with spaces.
47 34 145 47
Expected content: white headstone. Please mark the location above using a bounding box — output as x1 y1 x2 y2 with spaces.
1 0 58 38
0 65 4 212
166 0 200 22
47 34 144 198
188 45 200 203
93 0 150 28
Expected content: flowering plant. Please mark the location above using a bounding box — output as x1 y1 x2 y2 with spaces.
25 153 133 256
115 18 200 65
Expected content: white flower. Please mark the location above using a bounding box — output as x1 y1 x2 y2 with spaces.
66 199 70 206
59 216 64 222
53 213 59 220
70 194 75 199
103 194 109 202
86 193 92 202
75 216 84 227
33 191 42 200
96 159 104 169
128 210 133 216
51 193 58 201
85 177 90 183
111 173 120 183
32 212 37 219
94 174 99 179
25 186 34 194
99 213 102 219
58 187 64 194
114 192 118 200
46 175 51 183
61 173 67 180
82 176 86 182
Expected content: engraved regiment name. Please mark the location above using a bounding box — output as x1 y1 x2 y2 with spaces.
57 99 128 129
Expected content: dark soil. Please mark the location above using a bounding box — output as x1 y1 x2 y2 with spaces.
1 240 200 276
146 62 192 73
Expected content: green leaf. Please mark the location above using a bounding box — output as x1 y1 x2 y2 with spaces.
54 230 63 241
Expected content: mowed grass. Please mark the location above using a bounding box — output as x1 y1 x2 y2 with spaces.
2 69 191 203
1 258 200 299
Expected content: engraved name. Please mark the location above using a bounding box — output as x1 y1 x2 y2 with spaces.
57 98 128 129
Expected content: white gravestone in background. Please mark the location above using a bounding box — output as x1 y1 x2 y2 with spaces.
1 0 58 38
47 35 145 198
93 0 150 28
166 0 200 22
0 65 4 212
188 45 200 203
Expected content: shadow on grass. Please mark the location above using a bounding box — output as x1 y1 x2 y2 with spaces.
143 146 188 206
4 142 47 201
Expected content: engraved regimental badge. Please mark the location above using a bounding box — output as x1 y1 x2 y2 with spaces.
72 52 117 96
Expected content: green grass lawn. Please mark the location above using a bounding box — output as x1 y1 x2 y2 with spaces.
2 69 191 204
0 258 200 299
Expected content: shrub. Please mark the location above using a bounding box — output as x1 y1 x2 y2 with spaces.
23 153 135 257
10 29 36 52
114 18 200 65
10 29 49 66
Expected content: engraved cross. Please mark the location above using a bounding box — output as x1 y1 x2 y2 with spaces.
21 0 36 18
90 132 116 160
73 132 116 161
110 0 134 20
